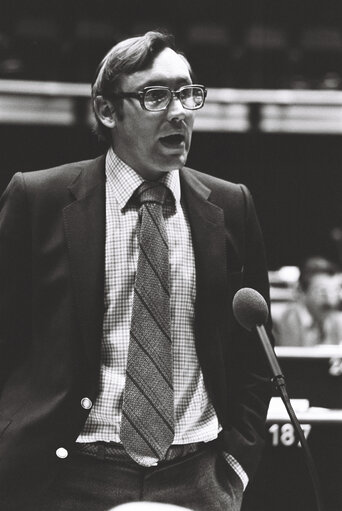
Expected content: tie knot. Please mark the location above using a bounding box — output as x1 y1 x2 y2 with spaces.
135 181 169 207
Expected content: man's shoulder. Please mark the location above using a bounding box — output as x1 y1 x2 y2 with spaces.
21 155 105 191
182 166 242 192
181 166 249 208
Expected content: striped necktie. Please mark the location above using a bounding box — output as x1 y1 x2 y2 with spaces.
120 181 174 466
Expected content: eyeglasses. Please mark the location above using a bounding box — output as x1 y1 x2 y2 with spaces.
111 84 207 112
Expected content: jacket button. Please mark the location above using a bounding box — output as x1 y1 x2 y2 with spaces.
56 447 68 459
81 397 92 410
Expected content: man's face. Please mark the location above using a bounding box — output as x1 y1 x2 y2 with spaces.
112 47 196 180
305 274 341 311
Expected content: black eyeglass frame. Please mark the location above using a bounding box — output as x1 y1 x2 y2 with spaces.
109 84 207 111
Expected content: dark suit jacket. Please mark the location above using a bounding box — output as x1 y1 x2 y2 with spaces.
0 155 272 508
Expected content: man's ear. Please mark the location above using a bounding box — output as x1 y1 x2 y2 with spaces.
93 96 116 128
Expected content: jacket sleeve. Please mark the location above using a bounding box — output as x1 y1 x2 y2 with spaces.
0 173 32 392
221 184 273 480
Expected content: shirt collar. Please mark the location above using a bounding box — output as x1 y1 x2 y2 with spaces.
105 147 181 210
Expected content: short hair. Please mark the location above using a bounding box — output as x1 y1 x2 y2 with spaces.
91 30 192 145
299 256 340 291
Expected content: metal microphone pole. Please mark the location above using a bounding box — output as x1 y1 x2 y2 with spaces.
256 324 324 511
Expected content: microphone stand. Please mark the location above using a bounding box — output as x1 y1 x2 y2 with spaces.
256 324 325 511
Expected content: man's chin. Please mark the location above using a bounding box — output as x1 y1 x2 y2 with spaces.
162 152 188 171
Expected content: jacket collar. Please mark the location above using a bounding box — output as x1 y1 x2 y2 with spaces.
63 155 106 379
67 155 106 201
180 167 229 418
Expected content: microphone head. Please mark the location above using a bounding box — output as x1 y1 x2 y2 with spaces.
232 287 269 331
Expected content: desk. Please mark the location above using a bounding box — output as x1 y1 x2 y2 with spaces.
274 345 342 409
242 348 342 510
242 403 342 510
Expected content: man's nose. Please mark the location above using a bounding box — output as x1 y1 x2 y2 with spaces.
166 94 186 120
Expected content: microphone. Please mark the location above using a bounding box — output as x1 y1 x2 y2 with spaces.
232 287 324 511
232 287 283 380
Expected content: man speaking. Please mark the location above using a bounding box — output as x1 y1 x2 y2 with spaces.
0 30 272 510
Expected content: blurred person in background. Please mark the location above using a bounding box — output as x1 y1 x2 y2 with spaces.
275 256 342 346
0 30 272 510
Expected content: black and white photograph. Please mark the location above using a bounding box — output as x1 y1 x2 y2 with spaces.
0 1 341 510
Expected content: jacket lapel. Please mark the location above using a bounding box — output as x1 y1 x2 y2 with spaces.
63 156 106 375
180 168 229 418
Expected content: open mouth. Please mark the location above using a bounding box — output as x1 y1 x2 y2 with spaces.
159 134 185 148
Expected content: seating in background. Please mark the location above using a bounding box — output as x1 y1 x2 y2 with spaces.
11 17 62 80
294 26 342 89
237 24 291 88
1 16 342 89
63 19 120 82
185 22 233 87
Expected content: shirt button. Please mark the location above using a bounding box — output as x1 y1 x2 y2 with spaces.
81 397 92 410
56 447 68 459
